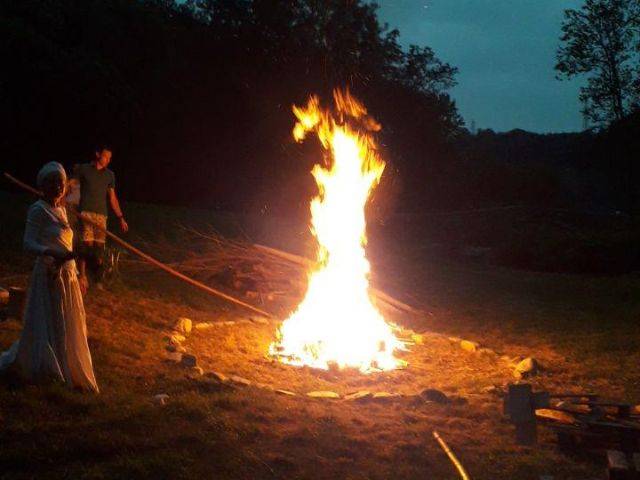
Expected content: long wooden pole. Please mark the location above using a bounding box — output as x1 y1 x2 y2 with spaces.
433 430 470 480
3 172 274 319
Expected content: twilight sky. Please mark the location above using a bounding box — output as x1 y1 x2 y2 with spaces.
376 0 586 133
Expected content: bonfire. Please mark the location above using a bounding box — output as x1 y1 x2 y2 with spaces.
269 90 403 373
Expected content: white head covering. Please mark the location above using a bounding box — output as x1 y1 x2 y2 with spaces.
37 162 67 187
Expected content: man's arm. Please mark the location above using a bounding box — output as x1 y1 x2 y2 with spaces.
108 188 129 232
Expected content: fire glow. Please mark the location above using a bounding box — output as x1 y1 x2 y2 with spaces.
270 90 403 373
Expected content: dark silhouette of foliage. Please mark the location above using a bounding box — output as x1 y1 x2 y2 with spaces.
0 0 464 215
556 0 640 126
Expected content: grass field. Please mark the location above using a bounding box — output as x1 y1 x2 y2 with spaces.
1 190 639 479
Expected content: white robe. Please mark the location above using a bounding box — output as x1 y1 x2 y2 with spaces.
0 200 98 392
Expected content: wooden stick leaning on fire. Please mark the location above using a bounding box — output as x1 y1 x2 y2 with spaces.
3 172 273 319
122 217 426 320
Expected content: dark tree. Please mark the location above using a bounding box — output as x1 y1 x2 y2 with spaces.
0 0 463 214
556 0 640 126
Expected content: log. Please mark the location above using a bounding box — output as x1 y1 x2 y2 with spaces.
535 409 576 425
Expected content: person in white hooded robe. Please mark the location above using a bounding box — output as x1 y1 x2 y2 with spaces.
0 162 99 392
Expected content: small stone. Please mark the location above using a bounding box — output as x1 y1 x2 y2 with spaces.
229 375 251 386
175 317 192 334
165 344 186 353
344 391 372 401
153 393 170 405
165 352 182 362
372 392 401 401
460 340 480 352
411 333 424 345
481 385 504 396
477 348 497 358
181 353 197 367
169 334 186 346
206 371 228 382
194 322 215 330
276 389 296 396
250 316 270 325
245 290 259 299
307 391 340 399
514 357 539 378
420 388 449 404
192 366 204 376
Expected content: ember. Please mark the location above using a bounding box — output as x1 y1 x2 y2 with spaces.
270 90 403 373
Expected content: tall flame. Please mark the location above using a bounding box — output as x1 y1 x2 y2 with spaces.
270 90 402 373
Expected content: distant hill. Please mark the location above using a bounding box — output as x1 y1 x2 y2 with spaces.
449 120 640 214
456 128 595 168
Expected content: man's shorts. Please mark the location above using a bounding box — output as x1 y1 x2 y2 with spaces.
79 211 107 244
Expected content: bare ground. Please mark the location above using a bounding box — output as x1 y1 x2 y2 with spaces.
2 251 639 479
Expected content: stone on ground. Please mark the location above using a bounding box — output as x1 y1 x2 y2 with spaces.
460 340 480 352
169 333 186 346
481 385 504 396
420 388 449 404
194 322 215 330
175 317 192 334
344 391 372 401
478 348 497 358
153 393 170 405
165 352 182 362
372 392 401 401
514 357 539 378
166 344 187 353
275 389 296 396
192 366 204 376
307 391 340 399
229 375 251 386
250 316 270 325
181 353 197 367
206 371 228 382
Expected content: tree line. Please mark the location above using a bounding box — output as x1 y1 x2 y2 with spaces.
0 0 462 216
1 0 638 218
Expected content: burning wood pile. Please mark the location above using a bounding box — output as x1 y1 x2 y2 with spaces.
129 90 422 374
128 226 421 338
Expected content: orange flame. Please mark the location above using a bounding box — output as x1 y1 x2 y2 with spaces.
270 90 402 373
